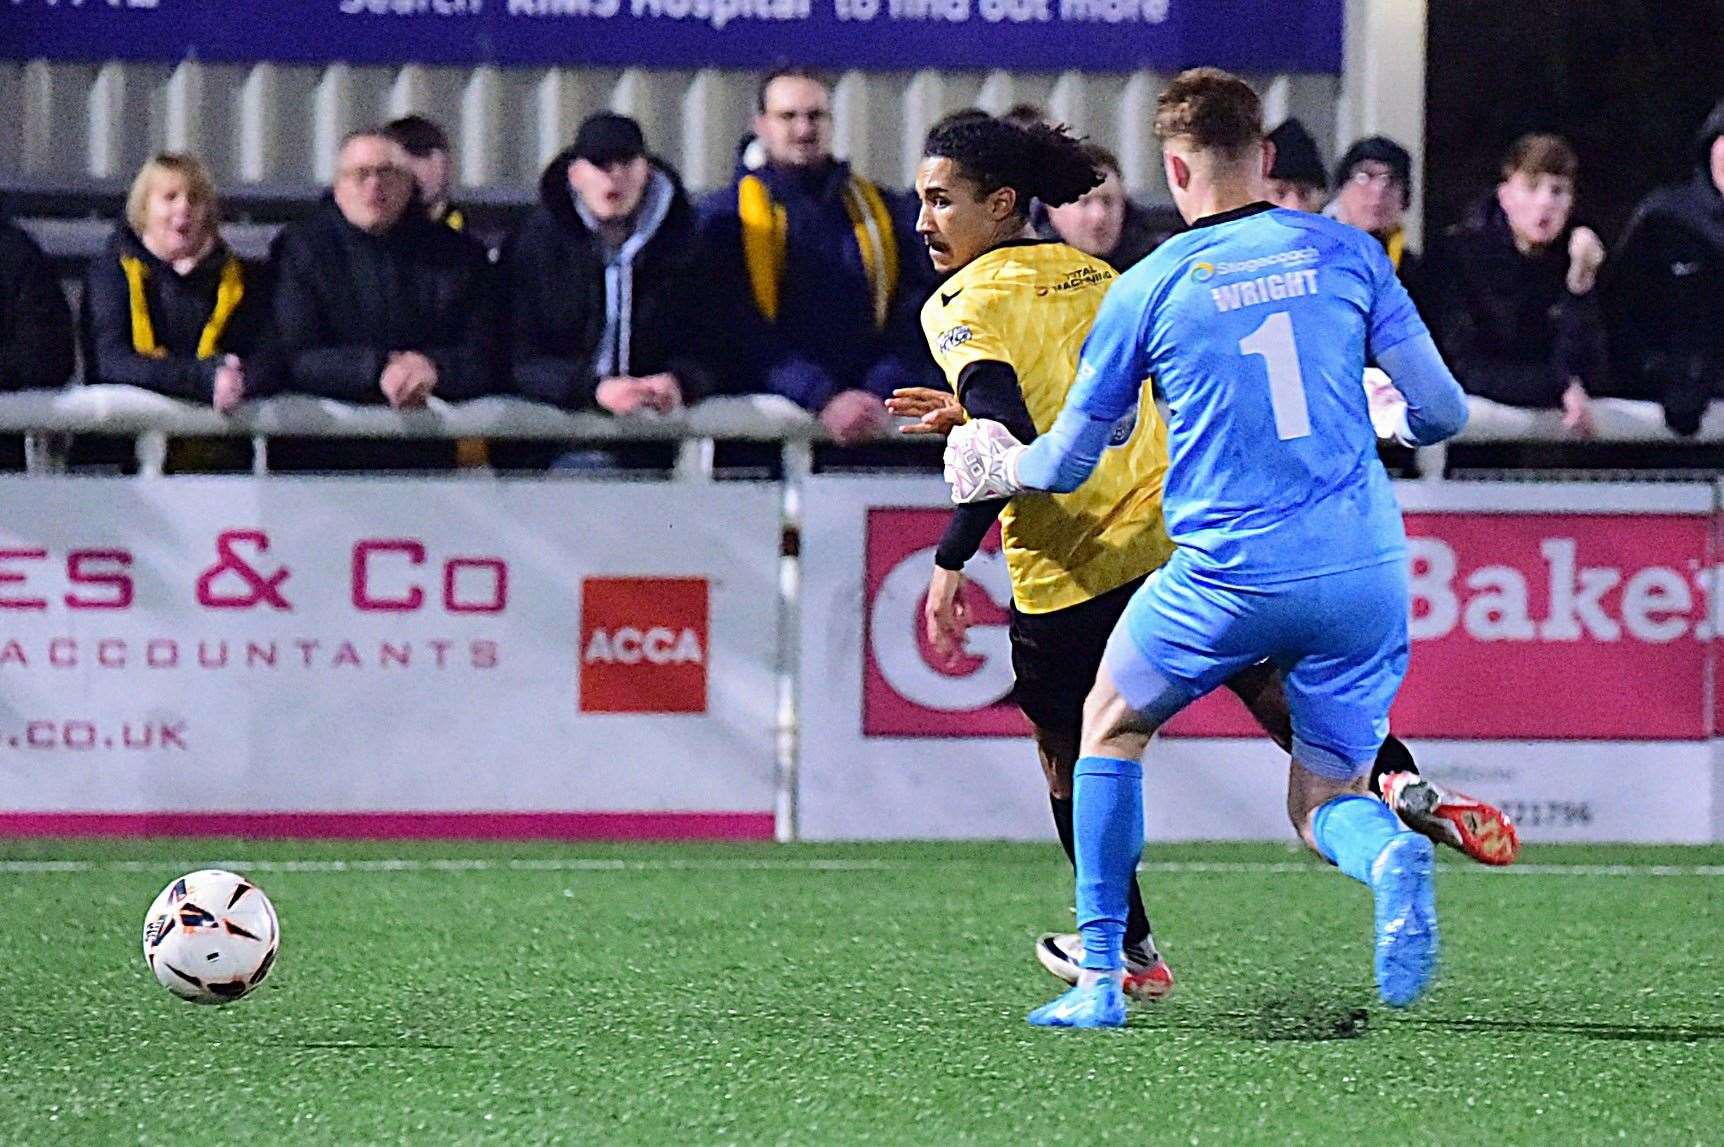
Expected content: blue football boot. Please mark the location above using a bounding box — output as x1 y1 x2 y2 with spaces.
1370 833 1439 1007
1027 978 1128 1029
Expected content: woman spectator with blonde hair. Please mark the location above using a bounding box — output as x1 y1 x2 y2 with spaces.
83 153 268 417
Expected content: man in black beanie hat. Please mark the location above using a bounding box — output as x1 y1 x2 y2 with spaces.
1331 134 1426 311
1605 98 1724 436
384 114 464 231
1265 118 1328 212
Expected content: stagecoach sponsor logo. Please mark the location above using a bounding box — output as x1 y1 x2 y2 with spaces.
1167 511 1716 742
1037 265 1113 296
861 508 1025 737
1189 260 1216 282
579 577 708 714
935 325 973 355
1211 247 1320 277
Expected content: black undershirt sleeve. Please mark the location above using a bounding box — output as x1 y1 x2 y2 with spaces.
933 361 1039 572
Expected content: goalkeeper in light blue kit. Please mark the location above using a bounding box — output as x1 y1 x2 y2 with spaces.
944 68 1470 1027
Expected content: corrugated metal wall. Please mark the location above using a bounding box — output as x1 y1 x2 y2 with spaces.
0 61 1340 197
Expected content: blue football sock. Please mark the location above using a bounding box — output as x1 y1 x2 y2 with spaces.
1073 754 1144 972
1310 793 1404 885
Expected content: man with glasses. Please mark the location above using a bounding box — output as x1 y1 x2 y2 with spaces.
699 68 936 445
1330 136 1429 314
267 129 497 469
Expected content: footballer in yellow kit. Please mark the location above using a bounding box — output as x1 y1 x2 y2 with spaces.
922 241 1174 614
902 118 1182 1001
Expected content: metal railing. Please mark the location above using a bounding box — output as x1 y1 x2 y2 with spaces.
1 385 1719 482
0 388 830 479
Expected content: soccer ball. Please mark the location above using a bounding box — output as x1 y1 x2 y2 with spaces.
141 869 280 1005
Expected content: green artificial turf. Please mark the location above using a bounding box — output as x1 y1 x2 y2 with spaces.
0 840 1717 1144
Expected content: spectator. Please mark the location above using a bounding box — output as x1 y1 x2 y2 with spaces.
700 67 938 444
83 154 267 414
269 128 496 469
1040 143 1184 271
1265 118 1328 212
1331 135 1429 310
384 115 464 232
500 113 713 468
0 218 75 394
1432 134 1613 437
0 215 75 470
1605 98 1724 436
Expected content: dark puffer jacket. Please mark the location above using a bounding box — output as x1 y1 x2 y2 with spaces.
503 151 714 410
0 219 75 393
1431 195 1606 409
1603 99 1724 434
269 196 497 403
82 224 270 400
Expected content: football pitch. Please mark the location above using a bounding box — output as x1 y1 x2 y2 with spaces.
0 840 1718 1145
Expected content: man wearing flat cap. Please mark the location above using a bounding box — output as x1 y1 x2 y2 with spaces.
501 112 715 428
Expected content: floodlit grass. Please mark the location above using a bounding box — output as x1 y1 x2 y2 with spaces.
0 840 1718 1144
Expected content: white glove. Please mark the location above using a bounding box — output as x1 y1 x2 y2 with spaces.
1363 368 1410 444
943 418 1027 503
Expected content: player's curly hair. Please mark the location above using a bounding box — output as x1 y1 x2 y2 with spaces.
923 117 1103 217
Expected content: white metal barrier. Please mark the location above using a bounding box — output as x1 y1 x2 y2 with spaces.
0 388 826 479
0 387 1716 483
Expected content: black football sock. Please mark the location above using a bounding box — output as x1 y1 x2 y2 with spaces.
1051 794 1153 950
1370 734 1420 798
1050 793 1077 863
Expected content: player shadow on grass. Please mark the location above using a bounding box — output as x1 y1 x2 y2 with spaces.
1129 1006 1724 1044
1128 1001 1724 1044
1403 1017 1724 1043
1126 992 1373 1042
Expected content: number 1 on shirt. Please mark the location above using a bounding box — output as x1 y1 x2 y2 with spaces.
1238 310 1312 441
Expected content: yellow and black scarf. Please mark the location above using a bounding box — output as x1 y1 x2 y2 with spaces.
119 252 246 359
1383 227 1407 272
737 171 900 330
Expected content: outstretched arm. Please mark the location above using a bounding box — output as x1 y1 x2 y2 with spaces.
1375 332 1469 446
989 279 1153 496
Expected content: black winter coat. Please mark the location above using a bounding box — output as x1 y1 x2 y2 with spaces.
1604 171 1724 432
82 225 270 400
0 220 75 392
1432 196 1606 409
504 153 714 410
269 198 497 403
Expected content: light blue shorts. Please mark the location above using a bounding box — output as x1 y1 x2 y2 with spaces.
1101 551 1410 780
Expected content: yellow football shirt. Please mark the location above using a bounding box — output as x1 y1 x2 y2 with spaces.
920 240 1174 614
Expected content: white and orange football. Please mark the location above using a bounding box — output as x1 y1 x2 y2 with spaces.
141 869 280 1005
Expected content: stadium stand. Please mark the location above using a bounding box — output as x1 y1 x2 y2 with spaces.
3 59 1722 477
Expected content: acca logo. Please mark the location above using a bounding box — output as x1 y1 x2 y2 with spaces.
579 577 708 714
861 508 1028 737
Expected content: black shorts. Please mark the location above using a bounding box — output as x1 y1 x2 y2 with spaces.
1008 574 1147 743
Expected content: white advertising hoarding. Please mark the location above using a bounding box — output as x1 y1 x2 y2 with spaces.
797 476 1719 843
0 477 782 839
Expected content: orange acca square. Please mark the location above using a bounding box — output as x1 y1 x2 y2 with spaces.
578 577 709 714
